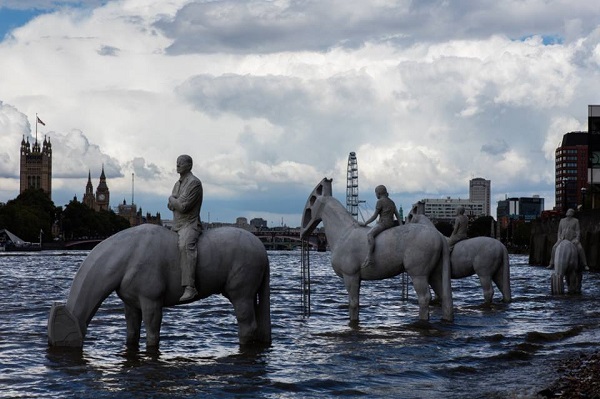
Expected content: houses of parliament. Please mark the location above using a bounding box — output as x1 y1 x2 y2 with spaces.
20 134 161 226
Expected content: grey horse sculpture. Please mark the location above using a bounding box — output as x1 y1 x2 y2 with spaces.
300 178 453 324
48 224 271 349
550 239 582 295
407 207 511 304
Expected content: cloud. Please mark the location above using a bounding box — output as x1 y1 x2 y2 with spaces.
0 101 30 178
155 0 600 55
127 157 162 180
481 140 509 156
1 0 600 223
49 129 122 179
97 44 120 56
176 71 387 167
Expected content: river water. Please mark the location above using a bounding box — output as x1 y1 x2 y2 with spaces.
1 250 599 398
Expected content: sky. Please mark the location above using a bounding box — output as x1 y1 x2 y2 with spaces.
0 0 599 227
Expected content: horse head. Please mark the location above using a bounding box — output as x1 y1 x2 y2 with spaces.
407 202 435 228
300 178 332 238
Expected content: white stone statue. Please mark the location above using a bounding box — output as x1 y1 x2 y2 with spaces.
168 154 203 302
447 206 468 251
548 208 588 271
48 224 271 348
300 178 453 324
550 239 582 295
359 184 401 268
407 205 511 304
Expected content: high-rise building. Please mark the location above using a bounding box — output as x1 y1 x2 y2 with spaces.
20 135 52 199
469 178 491 216
554 105 600 212
414 197 485 222
497 196 544 228
588 105 600 208
555 132 588 212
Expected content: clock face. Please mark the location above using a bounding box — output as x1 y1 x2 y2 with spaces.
592 152 600 166
98 194 106 201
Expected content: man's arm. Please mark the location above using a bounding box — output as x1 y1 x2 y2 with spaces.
361 200 382 226
574 220 581 242
170 180 203 213
557 220 565 240
451 218 460 235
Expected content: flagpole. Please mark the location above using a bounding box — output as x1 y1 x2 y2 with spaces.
35 113 38 142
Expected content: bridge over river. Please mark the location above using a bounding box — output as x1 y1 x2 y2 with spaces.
253 231 327 251
46 230 327 252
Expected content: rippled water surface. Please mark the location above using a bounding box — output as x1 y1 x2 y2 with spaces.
1 250 600 398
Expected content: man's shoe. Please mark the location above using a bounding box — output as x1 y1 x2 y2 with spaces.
179 286 198 302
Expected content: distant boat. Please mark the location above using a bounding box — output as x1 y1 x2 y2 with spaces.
0 229 42 252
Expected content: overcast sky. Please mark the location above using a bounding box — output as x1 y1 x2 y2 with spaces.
1 0 599 227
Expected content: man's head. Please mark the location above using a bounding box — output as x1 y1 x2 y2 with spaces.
566 208 575 217
456 206 465 215
176 155 193 175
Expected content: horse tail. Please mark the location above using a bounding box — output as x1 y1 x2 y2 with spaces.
255 259 272 344
48 229 136 347
501 244 511 302
441 235 454 322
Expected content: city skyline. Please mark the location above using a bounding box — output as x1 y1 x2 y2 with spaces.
1 1 600 225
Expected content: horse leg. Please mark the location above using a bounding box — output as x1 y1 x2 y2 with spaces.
124 303 142 347
343 274 361 325
231 297 258 345
567 270 582 294
551 273 564 295
411 276 431 321
492 267 510 303
479 275 494 304
140 298 163 348
428 270 443 305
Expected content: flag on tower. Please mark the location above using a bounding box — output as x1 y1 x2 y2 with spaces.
37 116 45 126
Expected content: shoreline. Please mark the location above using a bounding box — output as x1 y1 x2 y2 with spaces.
539 350 600 398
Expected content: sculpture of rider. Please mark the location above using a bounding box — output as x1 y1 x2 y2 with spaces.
360 184 401 268
448 206 468 251
548 208 589 271
168 154 204 302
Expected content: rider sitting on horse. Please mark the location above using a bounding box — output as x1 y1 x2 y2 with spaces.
548 208 589 271
360 185 401 268
448 206 468 252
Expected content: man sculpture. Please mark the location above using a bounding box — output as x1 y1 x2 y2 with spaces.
168 154 203 302
448 206 468 251
548 208 588 271
360 185 401 268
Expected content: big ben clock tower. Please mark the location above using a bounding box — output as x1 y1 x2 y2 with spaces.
95 165 110 211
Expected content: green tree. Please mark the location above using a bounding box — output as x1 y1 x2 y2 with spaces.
434 221 453 237
0 189 56 242
61 198 131 239
468 215 495 238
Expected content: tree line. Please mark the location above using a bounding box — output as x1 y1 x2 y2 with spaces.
0 189 130 243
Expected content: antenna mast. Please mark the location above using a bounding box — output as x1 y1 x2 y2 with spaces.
131 173 134 204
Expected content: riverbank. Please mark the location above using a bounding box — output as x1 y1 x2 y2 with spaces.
540 350 600 398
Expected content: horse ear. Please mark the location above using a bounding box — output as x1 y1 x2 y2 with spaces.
323 178 333 196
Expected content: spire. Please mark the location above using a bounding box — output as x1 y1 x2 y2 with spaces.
85 170 93 195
